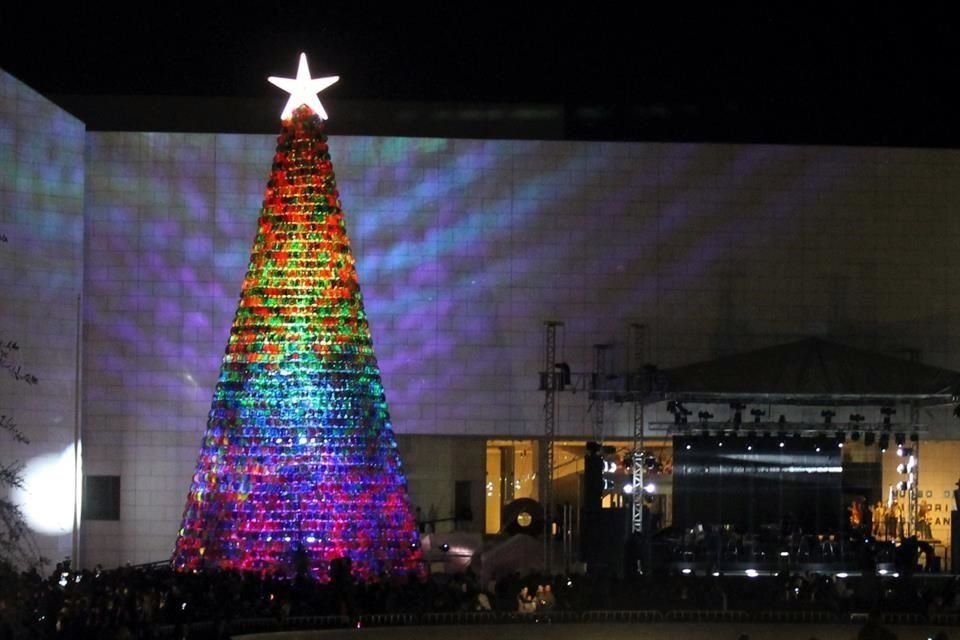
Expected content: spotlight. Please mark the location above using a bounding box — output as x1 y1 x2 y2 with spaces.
864 432 876 446
881 407 895 427
894 433 906 447
909 432 919 443
896 481 908 492
698 411 713 425
878 433 889 452
440 543 450 553
835 430 846 442
556 362 571 389
730 402 745 429
851 431 861 442
750 409 765 424
896 463 907 474
778 415 787 426
822 410 835 425
622 482 634 495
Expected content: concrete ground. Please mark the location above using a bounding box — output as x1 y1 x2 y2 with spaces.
239 622 953 640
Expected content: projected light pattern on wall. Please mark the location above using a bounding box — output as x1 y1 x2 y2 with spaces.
172 107 422 580
78 111 960 565
0 70 84 565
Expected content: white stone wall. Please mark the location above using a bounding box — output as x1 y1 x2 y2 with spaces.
0 69 85 567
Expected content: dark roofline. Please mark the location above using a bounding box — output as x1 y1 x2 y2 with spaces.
49 94 566 138
654 337 960 407
43 93 960 148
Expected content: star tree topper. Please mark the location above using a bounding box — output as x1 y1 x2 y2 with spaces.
268 53 339 121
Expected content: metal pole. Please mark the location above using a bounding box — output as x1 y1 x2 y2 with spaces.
542 320 562 574
630 324 646 534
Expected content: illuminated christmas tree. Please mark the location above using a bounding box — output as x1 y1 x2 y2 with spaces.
172 54 423 581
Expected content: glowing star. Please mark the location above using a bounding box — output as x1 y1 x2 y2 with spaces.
268 53 339 120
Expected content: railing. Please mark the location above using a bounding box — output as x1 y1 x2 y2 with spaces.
663 609 749 623
753 609 835 624
157 607 960 638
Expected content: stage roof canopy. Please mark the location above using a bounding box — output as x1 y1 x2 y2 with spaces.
654 337 960 407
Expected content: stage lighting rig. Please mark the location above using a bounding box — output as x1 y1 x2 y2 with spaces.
849 414 864 441
668 401 691 425
730 402 746 430
881 407 896 428
894 449 917 494
556 362 571 390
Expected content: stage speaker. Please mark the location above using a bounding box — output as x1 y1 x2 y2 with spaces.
583 443 604 511
580 507 628 578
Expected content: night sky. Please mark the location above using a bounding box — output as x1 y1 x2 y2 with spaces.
2 4 960 145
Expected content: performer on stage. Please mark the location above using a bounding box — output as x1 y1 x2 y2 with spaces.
888 499 902 540
872 501 886 539
917 500 933 540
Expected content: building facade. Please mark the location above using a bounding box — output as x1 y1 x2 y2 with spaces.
2 69 959 569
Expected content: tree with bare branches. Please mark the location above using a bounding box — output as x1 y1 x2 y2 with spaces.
0 234 44 572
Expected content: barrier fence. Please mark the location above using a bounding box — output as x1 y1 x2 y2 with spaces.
157 608 958 637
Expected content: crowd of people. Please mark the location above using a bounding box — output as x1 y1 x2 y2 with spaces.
1 559 959 639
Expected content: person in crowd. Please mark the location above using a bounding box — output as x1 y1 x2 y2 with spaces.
516 586 536 613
